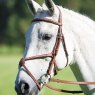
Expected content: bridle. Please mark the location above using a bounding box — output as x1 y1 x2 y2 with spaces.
19 7 95 94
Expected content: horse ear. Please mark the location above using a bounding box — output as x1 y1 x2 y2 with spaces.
45 0 56 15
25 0 42 15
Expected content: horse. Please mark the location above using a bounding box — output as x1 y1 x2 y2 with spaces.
15 0 95 95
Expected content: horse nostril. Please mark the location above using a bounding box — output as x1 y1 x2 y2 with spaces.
20 82 30 94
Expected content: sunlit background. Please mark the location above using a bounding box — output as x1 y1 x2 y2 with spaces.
0 0 95 95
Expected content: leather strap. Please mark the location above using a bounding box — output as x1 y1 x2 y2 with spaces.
51 78 95 85
32 18 62 26
45 84 83 94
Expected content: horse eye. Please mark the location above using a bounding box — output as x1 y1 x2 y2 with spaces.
42 34 52 40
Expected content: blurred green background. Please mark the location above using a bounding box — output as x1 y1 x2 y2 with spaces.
0 0 95 95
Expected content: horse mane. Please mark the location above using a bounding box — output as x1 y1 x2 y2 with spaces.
62 7 95 30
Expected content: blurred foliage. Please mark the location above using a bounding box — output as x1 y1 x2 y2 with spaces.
0 0 95 47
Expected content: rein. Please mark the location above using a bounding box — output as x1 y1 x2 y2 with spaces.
19 7 95 94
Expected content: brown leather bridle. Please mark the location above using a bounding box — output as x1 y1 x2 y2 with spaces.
19 7 95 94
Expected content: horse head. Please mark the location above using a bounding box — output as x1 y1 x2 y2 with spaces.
15 0 74 95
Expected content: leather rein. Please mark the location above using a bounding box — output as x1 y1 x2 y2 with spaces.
19 7 95 94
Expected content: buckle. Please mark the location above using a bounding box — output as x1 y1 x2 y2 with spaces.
38 74 51 87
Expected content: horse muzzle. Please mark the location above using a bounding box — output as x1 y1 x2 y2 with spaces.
15 81 30 95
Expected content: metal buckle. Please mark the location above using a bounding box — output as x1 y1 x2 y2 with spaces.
38 74 51 87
